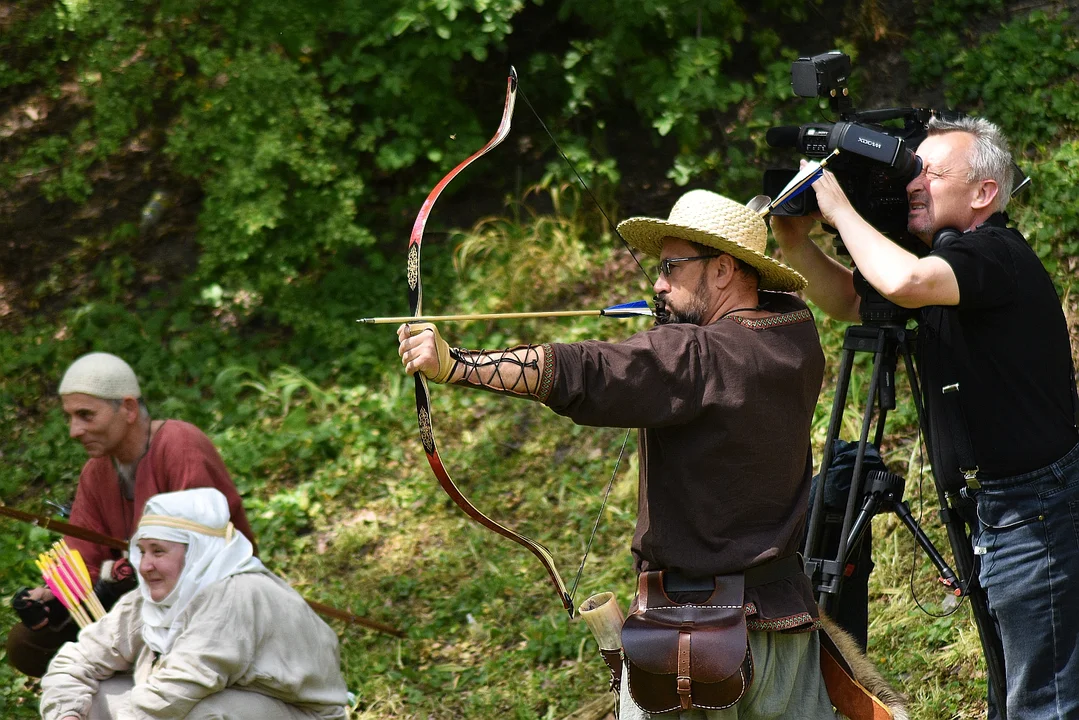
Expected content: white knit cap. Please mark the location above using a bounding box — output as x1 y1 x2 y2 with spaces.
58 352 141 399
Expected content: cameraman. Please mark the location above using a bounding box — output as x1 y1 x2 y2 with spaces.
772 115 1079 718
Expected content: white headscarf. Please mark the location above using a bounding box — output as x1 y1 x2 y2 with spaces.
129 487 264 655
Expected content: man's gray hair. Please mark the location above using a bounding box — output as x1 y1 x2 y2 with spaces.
927 115 1014 210
107 397 150 420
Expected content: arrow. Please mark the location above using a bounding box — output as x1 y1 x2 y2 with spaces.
358 300 654 324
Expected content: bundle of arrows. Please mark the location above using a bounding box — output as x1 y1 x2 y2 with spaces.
35 540 107 628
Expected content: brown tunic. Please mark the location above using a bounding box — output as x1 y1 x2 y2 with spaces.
543 292 825 629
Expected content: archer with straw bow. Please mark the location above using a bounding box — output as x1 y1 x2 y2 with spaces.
390 69 907 719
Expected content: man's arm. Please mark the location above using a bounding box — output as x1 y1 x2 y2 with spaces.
66 466 114 585
398 323 549 400
812 170 960 308
400 321 746 429
770 214 862 322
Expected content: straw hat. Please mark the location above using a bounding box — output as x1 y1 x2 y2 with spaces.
58 352 141 399
617 189 806 292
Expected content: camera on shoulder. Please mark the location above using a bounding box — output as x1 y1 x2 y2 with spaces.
764 51 961 257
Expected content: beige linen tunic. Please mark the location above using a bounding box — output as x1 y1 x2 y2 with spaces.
40 571 348 720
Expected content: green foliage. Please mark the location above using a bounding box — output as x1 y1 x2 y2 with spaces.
907 0 1006 86
1012 140 1079 288
167 47 369 294
0 6 80 95
943 10 1079 150
3 2 1079 718
452 182 610 312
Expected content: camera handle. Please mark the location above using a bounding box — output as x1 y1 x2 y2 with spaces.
801 321 1009 718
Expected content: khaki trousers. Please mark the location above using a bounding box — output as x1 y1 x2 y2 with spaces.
88 676 321 720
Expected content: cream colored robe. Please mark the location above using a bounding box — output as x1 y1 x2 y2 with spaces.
40 571 349 720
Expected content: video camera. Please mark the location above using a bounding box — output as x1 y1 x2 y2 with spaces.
764 51 944 253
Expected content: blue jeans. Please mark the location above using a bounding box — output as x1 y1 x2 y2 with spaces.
974 441 1079 718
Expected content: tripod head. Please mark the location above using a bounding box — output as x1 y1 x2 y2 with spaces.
861 470 906 513
854 272 916 327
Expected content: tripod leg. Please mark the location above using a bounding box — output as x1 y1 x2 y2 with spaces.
806 344 861 613
947 512 1008 719
830 331 890 605
805 346 856 563
892 500 958 590
899 343 1008 718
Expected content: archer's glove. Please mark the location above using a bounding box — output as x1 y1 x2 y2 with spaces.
409 322 455 383
12 587 69 630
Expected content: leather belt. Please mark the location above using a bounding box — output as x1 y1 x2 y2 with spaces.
662 554 804 593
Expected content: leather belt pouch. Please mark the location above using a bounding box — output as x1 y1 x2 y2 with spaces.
621 570 753 713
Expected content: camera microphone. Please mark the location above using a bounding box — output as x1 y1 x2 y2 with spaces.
766 125 802 148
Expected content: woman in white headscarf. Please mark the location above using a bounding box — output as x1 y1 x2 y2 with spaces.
40 488 349 720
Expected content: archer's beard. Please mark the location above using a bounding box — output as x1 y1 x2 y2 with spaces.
653 294 708 326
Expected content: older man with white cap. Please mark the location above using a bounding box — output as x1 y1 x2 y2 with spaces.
397 189 844 718
5 352 255 677
40 487 348 720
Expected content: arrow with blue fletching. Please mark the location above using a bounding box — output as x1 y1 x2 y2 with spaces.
357 300 653 324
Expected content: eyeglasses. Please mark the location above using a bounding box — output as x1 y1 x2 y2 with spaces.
656 255 721 279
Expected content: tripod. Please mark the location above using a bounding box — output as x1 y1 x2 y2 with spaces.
802 318 1009 717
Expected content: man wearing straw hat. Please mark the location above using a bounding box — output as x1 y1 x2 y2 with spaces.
5 352 255 678
398 189 841 718
40 487 348 720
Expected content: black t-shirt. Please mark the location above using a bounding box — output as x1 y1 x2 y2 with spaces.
918 213 1077 487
